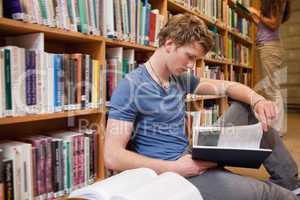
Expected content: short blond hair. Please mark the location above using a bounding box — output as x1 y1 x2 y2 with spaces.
158 14 213 53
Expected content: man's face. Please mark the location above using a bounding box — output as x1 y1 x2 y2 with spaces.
165 40 206 76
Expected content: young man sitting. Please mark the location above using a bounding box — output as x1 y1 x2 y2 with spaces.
104 14 300 199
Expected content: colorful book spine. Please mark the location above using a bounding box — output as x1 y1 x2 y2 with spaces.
3 49 12 116
3 159 14 200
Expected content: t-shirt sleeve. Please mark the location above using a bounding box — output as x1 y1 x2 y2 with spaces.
108 78 138 122
176 72 200 94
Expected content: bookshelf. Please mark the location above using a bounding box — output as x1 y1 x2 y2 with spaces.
0 0 256 199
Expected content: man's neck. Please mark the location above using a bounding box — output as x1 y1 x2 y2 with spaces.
147 50 170 82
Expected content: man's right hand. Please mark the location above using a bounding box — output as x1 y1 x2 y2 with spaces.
173 154 217 177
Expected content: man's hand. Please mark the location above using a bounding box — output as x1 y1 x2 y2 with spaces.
253 99 277 132
173 154 217 177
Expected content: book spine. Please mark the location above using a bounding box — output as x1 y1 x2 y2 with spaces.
3 159 14 200
3 49 12 116
79 135 85 186
64 140 72 193
0 151 4 200
88 57 93 108
44 138 53 199
83 136 89 185
93 131 98 179
3 0 24 20
81 55 86 109
62 141 68 194
25 50 37 114
53 54 63 112
51 140 59 196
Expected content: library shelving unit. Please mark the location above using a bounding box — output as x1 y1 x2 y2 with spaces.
0 0 256 199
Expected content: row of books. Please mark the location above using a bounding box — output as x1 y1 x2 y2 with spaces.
106 47 136 100
187 102 220 128
0 128 99 200
1 0 165 47
172 0 226 23
228 36 250 66
205 27 226 60
227 6 251 37
0 46 103 118
203 65 225 80
230 66 251 86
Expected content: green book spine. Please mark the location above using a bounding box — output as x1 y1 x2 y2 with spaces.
122 58 129 78
38 0 48 22
78 0 88 33
4 49 12 112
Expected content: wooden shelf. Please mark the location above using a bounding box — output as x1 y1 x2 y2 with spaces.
0 17 105 43
203 58 229 65
0 17 156 52
105 38 156 52
186 94 226 102
230 62 253 69
228 29 253 46
0 109 103 125
167 0 226 31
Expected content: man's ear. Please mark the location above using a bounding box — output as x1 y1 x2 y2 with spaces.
164 39 175 53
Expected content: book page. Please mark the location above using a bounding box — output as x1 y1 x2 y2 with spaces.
111 172 203 200
195 123 263 149
69 168 157 200
217 123 263 149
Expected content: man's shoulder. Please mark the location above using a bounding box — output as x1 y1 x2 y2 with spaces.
124 65 147 85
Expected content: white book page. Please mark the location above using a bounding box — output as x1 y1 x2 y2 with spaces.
217 123 263 149
111 172 203 200
69 168 157 200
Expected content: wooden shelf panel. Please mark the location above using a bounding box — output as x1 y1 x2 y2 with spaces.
203 58 229 65
167 0 226 31
105 38 156 52
0 17 105 43
186 95 226 102
228 29 253 46
230 62 253 69
0 109 103 125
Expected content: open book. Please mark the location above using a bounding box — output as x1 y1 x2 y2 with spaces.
69 168 203 200
192 123 272 168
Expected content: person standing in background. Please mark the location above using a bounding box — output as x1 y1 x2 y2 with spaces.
249 0 290 136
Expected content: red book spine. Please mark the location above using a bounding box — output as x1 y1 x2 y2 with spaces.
149 12 156 47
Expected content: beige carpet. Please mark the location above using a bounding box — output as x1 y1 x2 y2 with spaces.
226 112 300 180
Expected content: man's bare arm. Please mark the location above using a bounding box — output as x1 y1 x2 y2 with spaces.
104 118 216 176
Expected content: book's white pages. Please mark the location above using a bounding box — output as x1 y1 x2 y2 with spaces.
69 168 157 200
194 122 263 149
111 172 203 200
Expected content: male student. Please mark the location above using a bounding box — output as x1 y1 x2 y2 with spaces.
104 14 299 199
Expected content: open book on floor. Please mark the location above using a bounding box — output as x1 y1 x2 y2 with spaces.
68 168 203 200
192 123 272 168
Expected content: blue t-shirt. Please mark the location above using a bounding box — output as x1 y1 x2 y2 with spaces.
108 65 200 160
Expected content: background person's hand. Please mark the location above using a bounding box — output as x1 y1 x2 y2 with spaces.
253 99 277 132
248 7 261 24
173 154 217 177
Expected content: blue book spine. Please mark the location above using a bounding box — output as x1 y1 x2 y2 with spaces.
144 2 151 46
3 0 24 20
53 54 63 112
